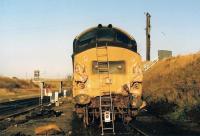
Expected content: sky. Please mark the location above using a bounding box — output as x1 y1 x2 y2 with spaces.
0 0 200 78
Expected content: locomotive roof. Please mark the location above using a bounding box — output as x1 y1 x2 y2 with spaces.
73 24 137 55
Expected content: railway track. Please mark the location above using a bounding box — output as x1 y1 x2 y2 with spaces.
85 122 149 136
0 96 50 120
127 123 149 136
113 120 149 136
0 98 153 136
71 113 149 136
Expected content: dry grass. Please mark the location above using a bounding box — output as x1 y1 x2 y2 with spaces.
0 76 38 89
0 76 73 100
143 52 200 122
0 76 39 101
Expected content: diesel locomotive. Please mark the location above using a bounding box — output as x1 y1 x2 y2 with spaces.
72 24 145 135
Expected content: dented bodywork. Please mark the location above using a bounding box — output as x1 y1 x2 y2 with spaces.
72 47 144 110
72 26 145 124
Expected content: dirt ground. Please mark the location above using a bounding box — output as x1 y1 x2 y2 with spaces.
0 98 74 136
1 97 199 136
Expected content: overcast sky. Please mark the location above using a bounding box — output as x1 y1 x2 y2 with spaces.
0 0 200 78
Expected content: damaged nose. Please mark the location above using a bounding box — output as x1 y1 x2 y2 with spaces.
130 94 143 108
77 82 85 89
74 94 91 105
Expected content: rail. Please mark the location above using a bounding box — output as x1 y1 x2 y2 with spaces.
130 124 149 136
0 97 50 121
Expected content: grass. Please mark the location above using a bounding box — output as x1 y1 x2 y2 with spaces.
0 76 39 101
143 52 200 122
0 76 72 101
0 76 38 90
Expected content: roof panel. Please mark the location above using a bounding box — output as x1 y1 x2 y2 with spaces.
73 25 137 55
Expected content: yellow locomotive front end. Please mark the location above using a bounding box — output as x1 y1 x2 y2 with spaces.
72 24 145 129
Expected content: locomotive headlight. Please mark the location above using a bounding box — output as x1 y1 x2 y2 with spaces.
131 82 141 90
133 82 140 89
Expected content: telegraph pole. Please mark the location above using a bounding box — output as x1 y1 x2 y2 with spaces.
146 12 151 61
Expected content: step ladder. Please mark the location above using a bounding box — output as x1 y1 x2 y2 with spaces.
96 42 115 135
